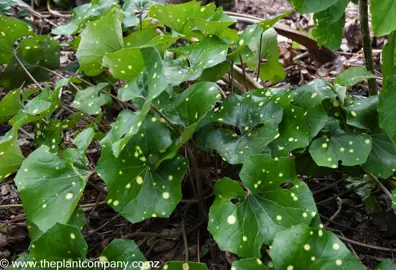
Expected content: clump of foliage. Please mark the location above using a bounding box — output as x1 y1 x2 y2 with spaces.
1 0 396 268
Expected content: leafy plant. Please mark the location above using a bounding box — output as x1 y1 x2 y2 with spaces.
1 0 396 269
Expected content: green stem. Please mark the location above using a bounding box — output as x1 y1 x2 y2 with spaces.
359 0 377 96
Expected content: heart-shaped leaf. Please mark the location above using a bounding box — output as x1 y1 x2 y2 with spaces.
114 47 167 113
148 2 216 35
270 224 365 269
14 146 91 232
344 95 378 130
309 133 372 168
0 15 34 64
292 79 337 139
71 83 112 115
100 239 147 269
232 258 269 270
76 6 124 76
363 129 396 178
208 155 317 258
74 127 95 155
0 88 22 123
97 137 187 223
165 37 228 85
29 223 88 262
166 82 221 143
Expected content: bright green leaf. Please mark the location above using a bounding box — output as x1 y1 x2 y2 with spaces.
0 15 34 64
148 2 216 35
375 259 396 270
370 0 396 36
165 37 228 85
102 48 145 81
208 155 317 258
76 6 124 76
14 146 91 232
259 60 286 83
334 67 376 88
288 0 339 13
71 83 112 115
270 224 365 269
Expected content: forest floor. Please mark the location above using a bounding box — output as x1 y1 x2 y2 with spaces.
0 1 394 269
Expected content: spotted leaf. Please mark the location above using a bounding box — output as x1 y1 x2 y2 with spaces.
76 6 124 76
0 88 22 123
0 35 60 90
163 262 208 270
102 48 145 81
100 239 147 269
14 146 91 233
393 191 396 209
232 258 269 270
262 89 310 157
123 29 178 54
29 223 88 263
270 224 365 269
0 128 24 182
208 155 317 258
344 95 378 131
100 110 145 158
0 15 34 64
96 140 188 223
148 1 216 35
292 79 337 139
71 83 112 115
334 67 376 89
115 47 167 113
74 127 95 155
363 129 396 178
164 37 228 85
309 133 372 168
165 82 221 143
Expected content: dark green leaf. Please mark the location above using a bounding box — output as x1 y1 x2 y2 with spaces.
71 83 112 115
292 79 337 139
0 88 22 123
375 259 396 270
208 155 317 258
29 223 88 263
270 224 365 269
363 129 396 178
0 128 24 182
334 67 376 88
14 146 91 232
309 133 372 168
312 0 348 50
74 127 95 155
163 262 208 270
382 31 396 85
96 138 187 223
232 258 269 270
100 239 147 269
378 67 396 143
76 6 124 76
0 15 33 64
344 95 378 130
